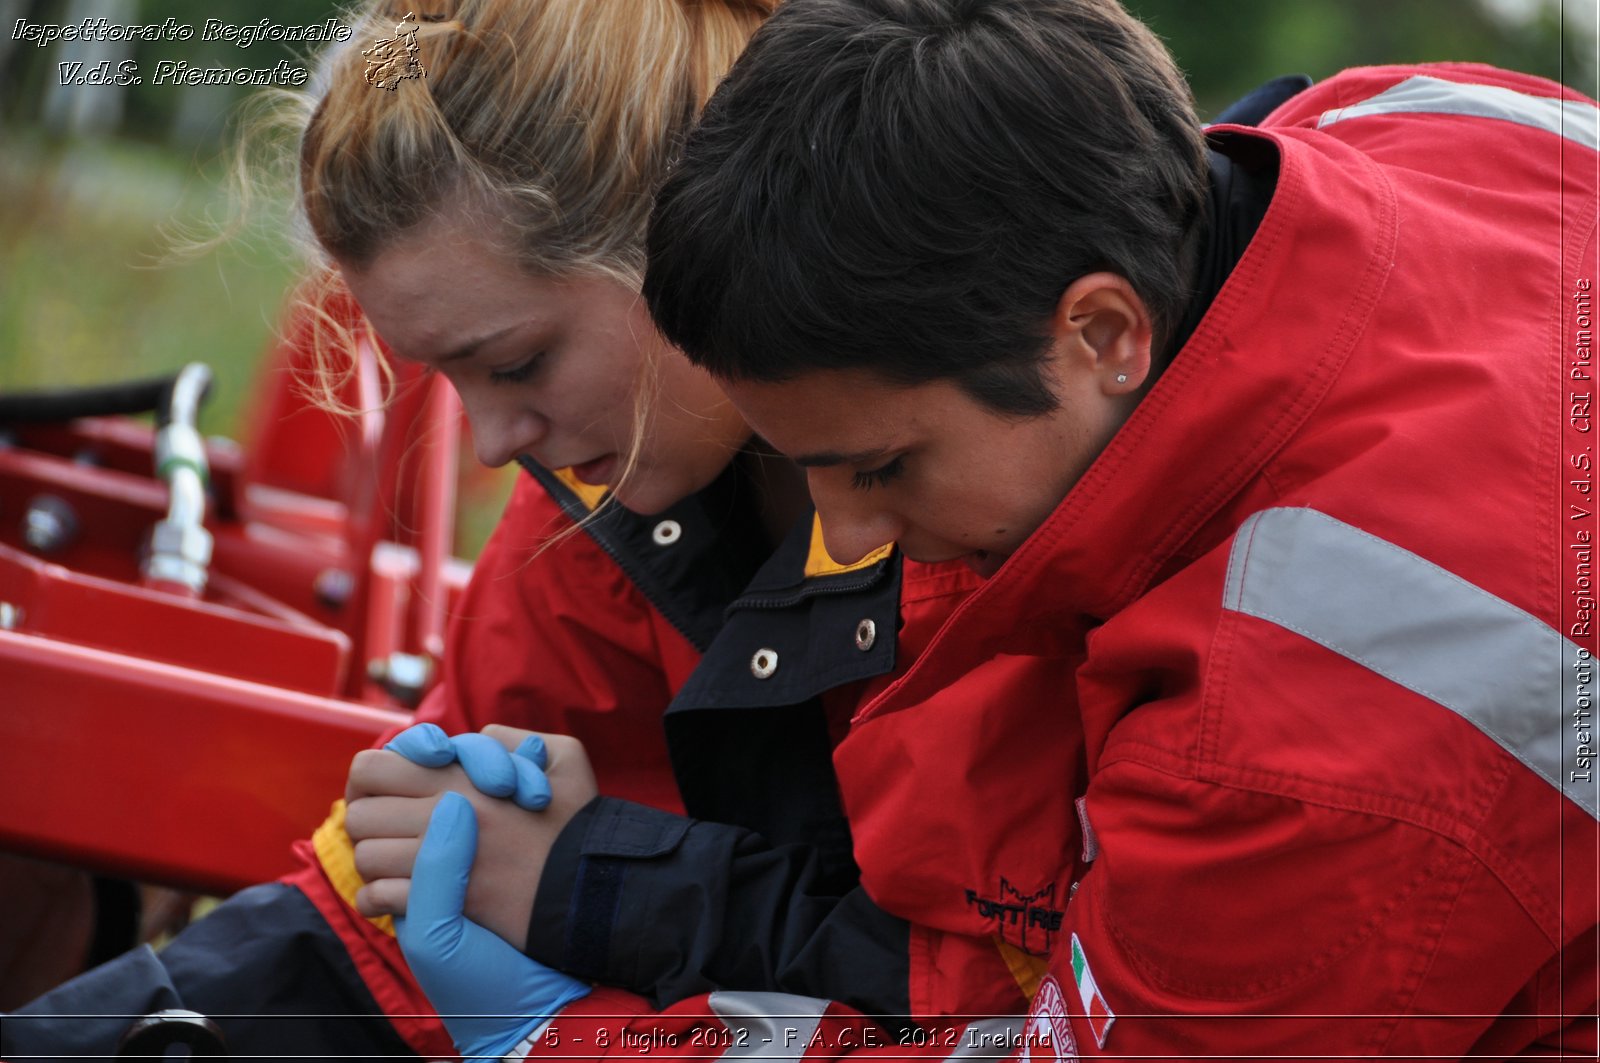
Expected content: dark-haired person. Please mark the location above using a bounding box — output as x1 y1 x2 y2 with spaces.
639 0 1595 1056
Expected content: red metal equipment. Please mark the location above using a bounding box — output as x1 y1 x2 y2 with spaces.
0 329 472 896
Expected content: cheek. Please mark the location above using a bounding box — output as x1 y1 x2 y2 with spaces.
644 422 730 488
656 349 739 422
983 478 1063 550
544 362 633 433
649 377 747 462
926 472 1035 547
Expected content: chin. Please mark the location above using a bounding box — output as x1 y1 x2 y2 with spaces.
963 550 1009 579
609 477 682 517
619 459 739 516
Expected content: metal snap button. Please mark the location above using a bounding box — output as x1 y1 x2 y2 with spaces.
652 519 682 546
854 618 877 652
750 648 779 679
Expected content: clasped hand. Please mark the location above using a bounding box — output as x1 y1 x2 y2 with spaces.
345 723 598 1059
344 722 599 951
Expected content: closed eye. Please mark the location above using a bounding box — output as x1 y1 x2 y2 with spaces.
851 454 906 491
489 352 544 384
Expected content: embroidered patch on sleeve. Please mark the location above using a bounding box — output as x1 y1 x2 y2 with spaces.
1021 975 1078 1063
1069 933 1115 1048
964 879 1064 955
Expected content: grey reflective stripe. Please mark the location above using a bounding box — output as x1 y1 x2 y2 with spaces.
707 991 829 1061
1224 507 1597 819
1317 73 1600 150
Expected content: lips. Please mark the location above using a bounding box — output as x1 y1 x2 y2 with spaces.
569 454 618 486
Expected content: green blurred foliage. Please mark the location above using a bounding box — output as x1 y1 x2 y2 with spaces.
0 138 297 438
1 0 342 432
1127 0 1590 118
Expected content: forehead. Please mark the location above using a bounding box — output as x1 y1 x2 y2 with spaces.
722 371 968 461
341 215 552 358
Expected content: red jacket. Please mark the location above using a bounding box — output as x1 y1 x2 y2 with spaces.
285 470 699 1055
524 62 1600 1061
289 458 991 1056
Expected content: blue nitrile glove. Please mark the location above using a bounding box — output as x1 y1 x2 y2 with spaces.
386 723 552 811
398 791 590 1060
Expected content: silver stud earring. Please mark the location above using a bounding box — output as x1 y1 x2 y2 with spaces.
1115 373 1128 385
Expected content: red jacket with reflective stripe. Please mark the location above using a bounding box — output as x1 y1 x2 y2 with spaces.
1020 63 1596 1057
527 63 1599 1062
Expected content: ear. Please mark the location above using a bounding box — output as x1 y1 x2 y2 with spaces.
1049 272 1154 395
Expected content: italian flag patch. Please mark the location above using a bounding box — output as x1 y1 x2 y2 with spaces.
1069 933 1115 1048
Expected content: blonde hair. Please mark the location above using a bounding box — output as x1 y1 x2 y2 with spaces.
301 0 771 284
292 0 770 522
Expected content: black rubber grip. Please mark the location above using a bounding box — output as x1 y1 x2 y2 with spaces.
0 373 182 424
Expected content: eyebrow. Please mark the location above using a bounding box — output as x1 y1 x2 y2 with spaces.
792 446 890 468
433 324 518 364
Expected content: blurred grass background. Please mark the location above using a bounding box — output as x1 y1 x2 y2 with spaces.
0 0 1594 555
0 137 294 436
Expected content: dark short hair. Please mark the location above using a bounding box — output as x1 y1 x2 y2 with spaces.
644 0 1209 416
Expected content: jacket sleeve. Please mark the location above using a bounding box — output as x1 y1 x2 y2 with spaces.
527 797 913 1020
0 881 421 1063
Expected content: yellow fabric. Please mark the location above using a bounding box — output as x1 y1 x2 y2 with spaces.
996 939 1052 1001
312 800 396 937
552 467 609 511
803 512 893 578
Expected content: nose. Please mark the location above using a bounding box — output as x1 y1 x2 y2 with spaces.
809 472 902 565
461 393 547 468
